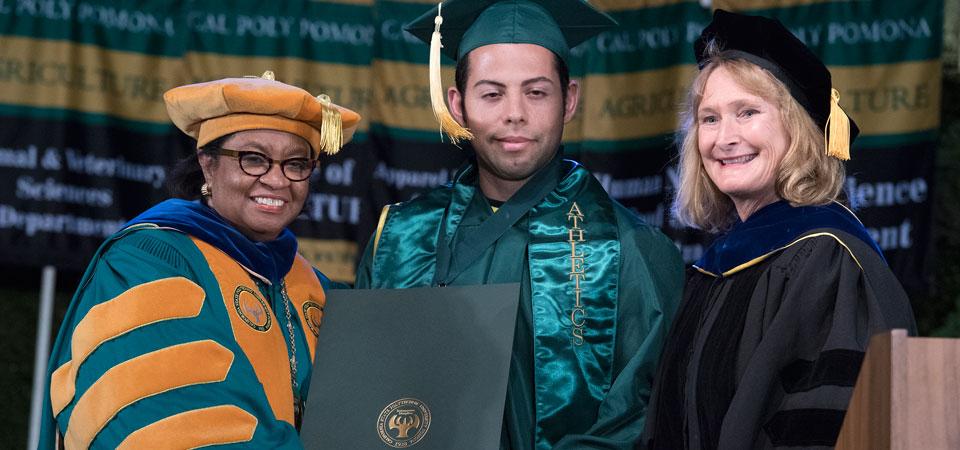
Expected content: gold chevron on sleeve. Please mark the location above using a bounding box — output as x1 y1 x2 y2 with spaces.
50 277 205 416
117 405 257 450
64 340 234 450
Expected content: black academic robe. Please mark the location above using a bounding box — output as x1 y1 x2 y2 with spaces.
643 201 916 450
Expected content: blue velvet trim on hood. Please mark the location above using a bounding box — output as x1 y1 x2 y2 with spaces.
696 200 883 276
125 199 297 283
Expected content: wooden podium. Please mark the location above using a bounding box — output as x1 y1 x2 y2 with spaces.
836 329 960 449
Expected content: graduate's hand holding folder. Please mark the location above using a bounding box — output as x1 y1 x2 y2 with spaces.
301 284 520 449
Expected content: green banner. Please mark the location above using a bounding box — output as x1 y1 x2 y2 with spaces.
0 0 943 291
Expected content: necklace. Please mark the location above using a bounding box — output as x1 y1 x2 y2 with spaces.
280 281 304 430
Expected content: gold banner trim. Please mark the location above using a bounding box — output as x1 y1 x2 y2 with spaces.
297 238 359 283
0 36 185 124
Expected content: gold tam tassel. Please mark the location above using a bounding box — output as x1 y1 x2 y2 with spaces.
430 2 473 144
824 88 851 161
316 94 343 156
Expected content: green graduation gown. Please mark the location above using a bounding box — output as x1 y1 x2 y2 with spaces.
356 157 684 450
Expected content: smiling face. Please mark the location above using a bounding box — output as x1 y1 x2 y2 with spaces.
448 43 578 201
199 129 312 242
697 65 790 220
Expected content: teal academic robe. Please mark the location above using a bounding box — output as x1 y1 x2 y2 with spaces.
39 200 328 449
356 157 684 450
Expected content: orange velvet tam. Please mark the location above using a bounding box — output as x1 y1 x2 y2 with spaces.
163 72 361 158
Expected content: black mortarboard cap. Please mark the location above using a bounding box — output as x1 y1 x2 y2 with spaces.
695 9 859 158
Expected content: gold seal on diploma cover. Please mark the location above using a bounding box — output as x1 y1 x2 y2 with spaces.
377 398 432 448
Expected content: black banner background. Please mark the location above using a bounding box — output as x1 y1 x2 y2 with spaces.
0 0 942 293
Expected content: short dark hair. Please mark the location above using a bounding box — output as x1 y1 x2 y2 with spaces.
165 134 231 200
454 49 571 110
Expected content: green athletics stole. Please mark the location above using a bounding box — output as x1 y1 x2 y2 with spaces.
370 158 621 448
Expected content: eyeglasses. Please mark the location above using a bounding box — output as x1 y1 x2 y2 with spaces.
208 147 316 182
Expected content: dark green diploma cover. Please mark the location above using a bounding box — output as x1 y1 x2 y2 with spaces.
301 283 520 449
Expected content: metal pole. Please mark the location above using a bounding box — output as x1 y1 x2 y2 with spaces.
28 266 57 450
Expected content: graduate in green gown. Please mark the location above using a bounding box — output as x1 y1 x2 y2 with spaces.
355 2 685 449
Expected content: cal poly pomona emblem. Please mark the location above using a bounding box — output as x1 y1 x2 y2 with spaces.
377 398 431 448
233 285 271 331
302 301 323 337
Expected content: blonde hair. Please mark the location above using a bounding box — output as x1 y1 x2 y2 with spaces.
672 48 845 233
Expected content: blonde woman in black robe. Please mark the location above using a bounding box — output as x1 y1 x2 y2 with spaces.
642 10 917 450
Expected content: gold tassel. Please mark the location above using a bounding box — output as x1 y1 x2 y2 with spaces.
429 2 473 144
316 94 343 156
824 88 851 161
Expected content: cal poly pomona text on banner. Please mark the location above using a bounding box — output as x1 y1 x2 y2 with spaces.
0 0 942 290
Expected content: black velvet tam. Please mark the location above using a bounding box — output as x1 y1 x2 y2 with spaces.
694 9 860 141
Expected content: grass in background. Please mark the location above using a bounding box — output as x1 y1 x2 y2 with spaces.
1 283 71 444
928 73 960 336
1 288 43 445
